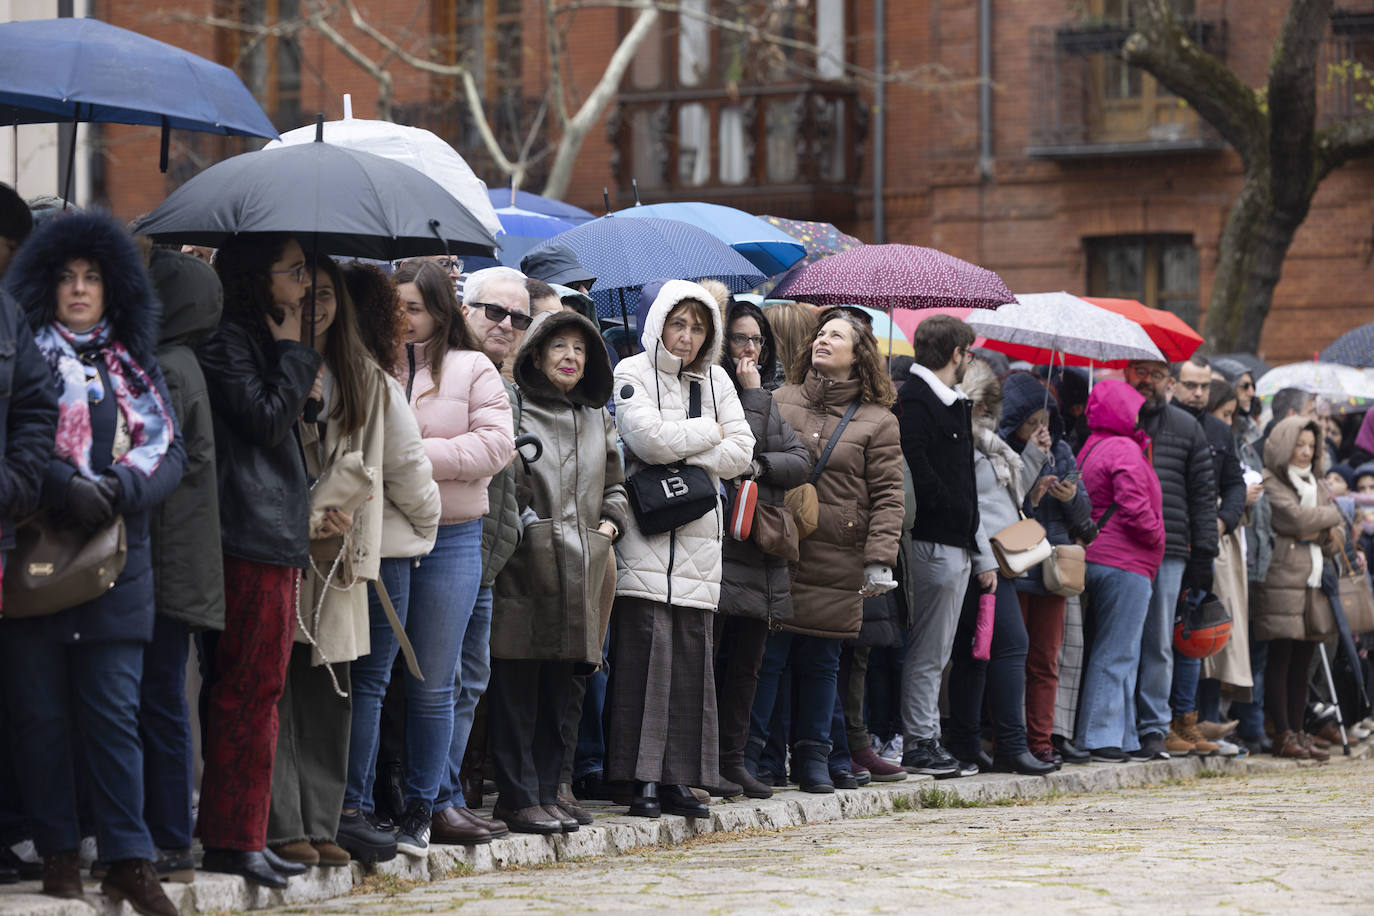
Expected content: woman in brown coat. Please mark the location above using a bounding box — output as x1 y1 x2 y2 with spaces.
1259 415 1342 761
747 309 905 793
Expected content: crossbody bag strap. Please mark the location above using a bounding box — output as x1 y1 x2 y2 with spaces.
373 580 424 681
809 399 862 484
1077 438 1118 529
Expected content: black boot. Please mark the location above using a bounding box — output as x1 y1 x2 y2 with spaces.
200 850 287 889
628 781 660 818
658 784 709 818
721 762 772 799
993 751 1058 776
792 740 835 794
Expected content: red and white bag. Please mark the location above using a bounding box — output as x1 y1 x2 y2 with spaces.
729 480 758 541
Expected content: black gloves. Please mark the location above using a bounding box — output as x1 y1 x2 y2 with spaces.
62 471 121 532
1184 557 1215 595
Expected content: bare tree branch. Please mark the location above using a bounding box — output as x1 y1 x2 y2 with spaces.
1125 0 1267 167
1316 112 1374 180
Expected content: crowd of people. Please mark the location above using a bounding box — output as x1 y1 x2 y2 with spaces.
0 180 1371 916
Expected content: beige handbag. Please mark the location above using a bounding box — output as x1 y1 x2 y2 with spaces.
1042 544 1086 597
989 517 1051 578
309 449 374 539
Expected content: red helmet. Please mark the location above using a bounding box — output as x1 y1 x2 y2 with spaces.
1174 588 1232 659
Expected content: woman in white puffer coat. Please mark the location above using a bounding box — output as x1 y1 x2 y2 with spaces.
606 279 754 819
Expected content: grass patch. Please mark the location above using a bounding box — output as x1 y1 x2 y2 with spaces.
350 872 426 897
918 786 987 809
891 794 916 811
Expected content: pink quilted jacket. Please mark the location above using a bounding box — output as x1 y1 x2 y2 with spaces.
399 344 513 525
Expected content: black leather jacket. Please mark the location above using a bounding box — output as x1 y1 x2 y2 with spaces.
197 314 322 568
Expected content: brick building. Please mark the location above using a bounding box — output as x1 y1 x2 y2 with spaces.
39 1 1374 361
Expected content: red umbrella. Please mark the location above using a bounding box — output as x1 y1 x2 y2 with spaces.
891 306 987 348
1082 297 1202 362
772 244 1014 310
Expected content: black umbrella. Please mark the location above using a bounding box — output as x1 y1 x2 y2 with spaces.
131 128 497 260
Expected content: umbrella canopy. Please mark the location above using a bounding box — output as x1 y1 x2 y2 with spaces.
266 101 503 237
131 139 497 260
759 215 863 265
845 305 914 358
1256 361 1374 414
487 187 596 224
1082 297 1203 362
1320 323 1374 368
772 243 1015 310
493 206 575 268
0 18 276 138
526 215 766 320
967 292 1165 366
614 202 806 275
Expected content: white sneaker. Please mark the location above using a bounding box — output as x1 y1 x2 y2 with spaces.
1213 738 1240 757
878 735 903 763
78 835 98 867
1350 725 1371 741
870 733 884 751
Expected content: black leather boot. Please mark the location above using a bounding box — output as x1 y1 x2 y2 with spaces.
628 781 660 818
792 740 835 794
658 784 709 818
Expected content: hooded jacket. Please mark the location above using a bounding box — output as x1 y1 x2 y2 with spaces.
611 279 754 611
717 299 811 625
5 210 186 643
1258 416 1343 641
493 310 629 665
1138 393 1218 569
147 248 225 631
1076 380 1165 578
478 377 522 585
999 371 1095 593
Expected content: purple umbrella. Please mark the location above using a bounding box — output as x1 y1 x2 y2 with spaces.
772 243 1014 310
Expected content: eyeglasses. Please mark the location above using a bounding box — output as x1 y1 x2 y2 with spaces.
476 302 533 330
434 257 463 273
728 334 765 349
272 264 308 283
1127 365 1168 383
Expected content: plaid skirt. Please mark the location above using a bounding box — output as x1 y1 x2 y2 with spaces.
606 597 720 786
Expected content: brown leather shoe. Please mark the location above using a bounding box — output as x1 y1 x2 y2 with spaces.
1274 730 1310 759
311 841 351 867
101 859 177 916
42 850 83 900
1315 721 1342 747
455 806 508 839
270 840 319 865
555 785 595 825
492 804 562 835
1299 732 1331 762
430 805 493 845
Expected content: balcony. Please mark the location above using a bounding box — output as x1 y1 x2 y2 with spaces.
1027 19 1228 158
1319 7 1374 128
607 82 866 219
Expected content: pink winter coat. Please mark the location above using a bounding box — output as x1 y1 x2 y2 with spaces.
400 344 513 525
1076 380 1165 578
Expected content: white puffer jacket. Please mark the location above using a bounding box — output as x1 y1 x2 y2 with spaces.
612 280 755 611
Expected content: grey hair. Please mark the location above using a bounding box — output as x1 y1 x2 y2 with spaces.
462 266 529 309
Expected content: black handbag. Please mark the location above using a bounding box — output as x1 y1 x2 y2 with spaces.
626 379 719 535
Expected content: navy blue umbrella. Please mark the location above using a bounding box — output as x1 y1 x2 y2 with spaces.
1321 323 1374 368
0 18 277 199
486 188 596 224
612 201 806 275
525 216 767 337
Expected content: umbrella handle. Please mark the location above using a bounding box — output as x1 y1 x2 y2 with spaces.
428 219 451 257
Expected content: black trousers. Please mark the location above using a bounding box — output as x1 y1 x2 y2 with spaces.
712 615 770 769
488 658 575 810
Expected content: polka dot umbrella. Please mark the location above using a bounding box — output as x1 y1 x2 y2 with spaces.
771 243 1014 311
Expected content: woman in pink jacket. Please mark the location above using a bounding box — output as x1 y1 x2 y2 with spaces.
349 260 513 858
1073 379 1165 762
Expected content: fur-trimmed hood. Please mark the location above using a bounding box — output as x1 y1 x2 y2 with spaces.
3 209 160 364
513 308 613 408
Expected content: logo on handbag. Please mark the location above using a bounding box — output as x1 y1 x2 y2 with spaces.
28 562 54 577
661 475 689 499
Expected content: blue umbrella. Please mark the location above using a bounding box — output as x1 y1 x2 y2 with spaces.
494 206 575 268
526 215 767 345
1321 323 1374 368
612 202 806 275
0 18 277 200
486 188 596 224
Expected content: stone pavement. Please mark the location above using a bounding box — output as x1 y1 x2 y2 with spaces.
0 743 1367 916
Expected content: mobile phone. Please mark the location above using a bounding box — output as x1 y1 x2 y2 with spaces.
1062 469 1082 484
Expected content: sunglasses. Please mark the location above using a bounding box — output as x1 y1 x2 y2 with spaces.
475 302 533 330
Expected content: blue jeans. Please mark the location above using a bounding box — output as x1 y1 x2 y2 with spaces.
140 615 194 851
827 694 851 773
1137 556 1185 738
437 584 493 811
750 632 841 752
1077 563 1154 752
0 628 154 861
344 519 483 812
1170 651 1202 716
573 631 611 780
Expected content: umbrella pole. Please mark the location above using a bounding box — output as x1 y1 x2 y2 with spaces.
61 107 79 208
618 287 635 356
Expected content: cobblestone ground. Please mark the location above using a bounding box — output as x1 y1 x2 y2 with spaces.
292 763 1374 914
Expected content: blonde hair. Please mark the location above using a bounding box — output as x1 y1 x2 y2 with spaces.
767 301 819 385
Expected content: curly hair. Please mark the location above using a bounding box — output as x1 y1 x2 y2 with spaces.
342 261 406 374
393 259 480 400
767 301 818 386
213 232 295 327
792 311 896 408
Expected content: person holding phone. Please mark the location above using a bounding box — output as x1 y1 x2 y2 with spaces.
998 371 1095 767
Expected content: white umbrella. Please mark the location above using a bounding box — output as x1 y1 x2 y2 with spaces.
1256 360 1374 413
264 94 503 238
967 292 1166 366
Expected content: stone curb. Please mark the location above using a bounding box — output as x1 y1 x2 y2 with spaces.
2 740 1367 916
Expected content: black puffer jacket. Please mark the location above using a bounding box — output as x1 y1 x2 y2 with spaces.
0 288 58 550
197 292 322 569
1138 398 1218 566
1179 401 1247 535
898 367 978 549
718 300 811 624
